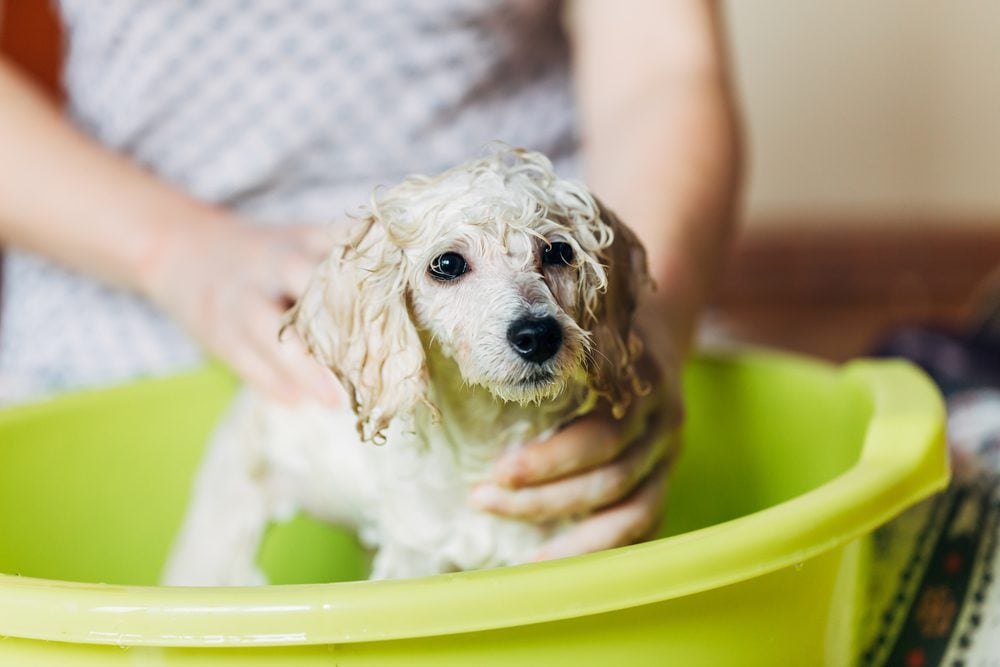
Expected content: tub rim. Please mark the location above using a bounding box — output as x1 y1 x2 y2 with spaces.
0 351 949 648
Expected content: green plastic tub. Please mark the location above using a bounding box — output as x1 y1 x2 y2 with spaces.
0 351 948 666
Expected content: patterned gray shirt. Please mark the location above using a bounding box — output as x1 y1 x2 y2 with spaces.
0 0 579 400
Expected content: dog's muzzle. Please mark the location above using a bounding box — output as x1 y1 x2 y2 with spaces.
507 316 562 364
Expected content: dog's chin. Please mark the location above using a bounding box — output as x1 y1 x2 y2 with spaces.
476 369 575 406
460 347 588 406
489 373 566 405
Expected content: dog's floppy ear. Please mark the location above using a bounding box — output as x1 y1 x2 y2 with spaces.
282 217 427 444
587 200 652 418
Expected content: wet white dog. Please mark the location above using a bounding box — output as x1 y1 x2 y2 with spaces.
163 148 651 584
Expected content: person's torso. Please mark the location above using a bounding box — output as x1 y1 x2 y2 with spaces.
0 0 580 397
58 0 579 222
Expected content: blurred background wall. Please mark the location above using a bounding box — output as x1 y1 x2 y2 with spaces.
0 1 61 100
725 0 1000 229
716 1 1000 359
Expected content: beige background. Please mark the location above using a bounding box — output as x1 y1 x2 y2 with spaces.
725 1 1000 228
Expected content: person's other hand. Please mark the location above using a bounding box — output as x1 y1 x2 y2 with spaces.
141 215 344 406
470 346 682 561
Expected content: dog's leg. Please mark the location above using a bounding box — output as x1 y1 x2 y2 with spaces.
161 391 273 586
163 391 375 585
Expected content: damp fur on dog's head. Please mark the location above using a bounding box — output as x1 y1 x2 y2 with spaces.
284 147 650 443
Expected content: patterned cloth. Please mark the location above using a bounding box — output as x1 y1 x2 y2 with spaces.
863 329 1000 666
0 0 578 401
862 395 1000 667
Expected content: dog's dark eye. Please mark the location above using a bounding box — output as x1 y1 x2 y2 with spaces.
542 241 574 267
429 252 468 281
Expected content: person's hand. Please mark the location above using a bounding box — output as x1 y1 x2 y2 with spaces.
470 344 683 561
140 214 344 406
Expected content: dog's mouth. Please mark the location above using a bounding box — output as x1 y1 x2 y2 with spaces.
517 370 557 387
482 357 584 405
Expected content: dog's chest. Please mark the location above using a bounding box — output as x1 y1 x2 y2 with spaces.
254 398 563 577
366 417 560 574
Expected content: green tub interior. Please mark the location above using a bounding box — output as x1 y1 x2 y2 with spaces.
0 352 875 587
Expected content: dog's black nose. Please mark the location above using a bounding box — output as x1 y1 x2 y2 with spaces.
507 317 563 364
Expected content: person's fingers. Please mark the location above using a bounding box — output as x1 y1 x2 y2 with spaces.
471 419 674 521
277 329 346 407
286 224 335 260
218 332 302 405
531 461 668 562
276 250 321 303
244 297 343 407
493 385 682 489
492 414 624 488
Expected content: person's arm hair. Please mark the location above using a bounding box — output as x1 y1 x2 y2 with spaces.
0 56 230 295
568 0 743 356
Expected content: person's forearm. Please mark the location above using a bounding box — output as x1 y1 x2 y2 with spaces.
570 1 743 356
584 80 741 355
0 58 228 294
